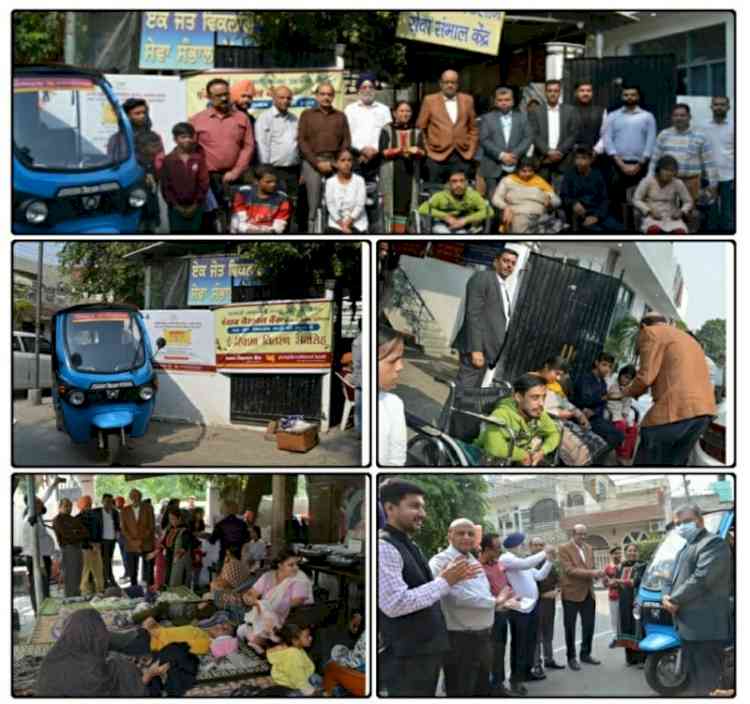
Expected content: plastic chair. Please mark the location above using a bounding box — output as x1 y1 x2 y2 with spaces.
335 372 356 431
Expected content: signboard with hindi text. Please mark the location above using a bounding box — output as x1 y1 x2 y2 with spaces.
188 256 260 307
139 12 255 70
396 11 504 56
215 300 333 370
185 70 344 120
143 310 216 372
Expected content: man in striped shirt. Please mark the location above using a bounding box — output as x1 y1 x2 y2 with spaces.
650 104 718 230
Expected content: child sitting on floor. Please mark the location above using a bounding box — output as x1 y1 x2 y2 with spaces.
142 616 235 656
266 624 321 696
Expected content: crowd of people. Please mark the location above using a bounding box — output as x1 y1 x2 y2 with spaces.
112 69 734 235
378 480 734 698
19 485 366 697
379 246 718 467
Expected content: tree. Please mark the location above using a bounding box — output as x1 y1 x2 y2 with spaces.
604 315 640 366
389 474 490 557
58 242 151 306
14 11 65 65
93 475 206 503
13 299 35 327
695 318 726 367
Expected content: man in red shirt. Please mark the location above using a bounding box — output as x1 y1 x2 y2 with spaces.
479 533 519 697
190 78 255 223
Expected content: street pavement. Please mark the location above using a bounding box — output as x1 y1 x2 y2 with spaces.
13 398 362 467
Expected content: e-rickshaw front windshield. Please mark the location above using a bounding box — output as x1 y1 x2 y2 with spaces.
64 311 146 374
640 510 730 593
13 75 129 172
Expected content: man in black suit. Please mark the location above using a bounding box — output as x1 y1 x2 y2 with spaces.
529 80 580 185
453 247 519 390
662 504 732 696
478 87 532 204
94 493 121 589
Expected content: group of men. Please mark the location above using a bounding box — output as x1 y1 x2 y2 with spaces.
119 67 733 235
378 480 734 698
416 72 733 234
453 248 718 465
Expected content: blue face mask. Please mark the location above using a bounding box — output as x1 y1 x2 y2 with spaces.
677 521 699 541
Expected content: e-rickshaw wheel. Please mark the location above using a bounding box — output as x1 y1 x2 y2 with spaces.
644 650 689 696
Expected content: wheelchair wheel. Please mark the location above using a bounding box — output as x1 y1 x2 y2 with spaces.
406 435 462 467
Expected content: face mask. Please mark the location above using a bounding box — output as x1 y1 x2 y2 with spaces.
677 521 699 541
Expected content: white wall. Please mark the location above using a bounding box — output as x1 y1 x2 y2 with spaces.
154 370 231 425
601 12 734 102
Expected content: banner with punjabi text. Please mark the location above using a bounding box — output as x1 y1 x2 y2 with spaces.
396 11 504 56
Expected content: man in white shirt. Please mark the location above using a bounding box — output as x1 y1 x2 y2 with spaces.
499 532 555 694
21 477 64 613
255 85 301 231
345 73 391 181
529 80 580 186
705 96 735 233
94 493 120 589
429 519 511 697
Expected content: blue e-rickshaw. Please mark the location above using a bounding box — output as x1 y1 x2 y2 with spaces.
13 65 146 233
633 508 734 695
51 304 166 464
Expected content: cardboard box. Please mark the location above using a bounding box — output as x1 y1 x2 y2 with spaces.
276 425 319 453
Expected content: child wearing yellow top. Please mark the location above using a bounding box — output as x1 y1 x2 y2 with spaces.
266 624 320 695
142 617 234 656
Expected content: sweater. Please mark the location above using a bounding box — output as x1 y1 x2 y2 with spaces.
267 646 316 694
417 187 492 225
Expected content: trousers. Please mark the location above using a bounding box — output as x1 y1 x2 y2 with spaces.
443 628 494 696
634 415 713 466
563 593 596 660
378 651 444 697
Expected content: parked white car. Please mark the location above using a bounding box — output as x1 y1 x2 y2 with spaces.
13 331 53 392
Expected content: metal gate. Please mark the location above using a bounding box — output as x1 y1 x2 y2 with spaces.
498 253 622 383
563 55 677 132
230 374 322 425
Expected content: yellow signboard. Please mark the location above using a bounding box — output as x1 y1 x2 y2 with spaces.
185 70 344 120
215 300 333 369
396 11 504 56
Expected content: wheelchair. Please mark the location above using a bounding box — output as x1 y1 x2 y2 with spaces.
409 181 494 234
312 173 384 234
405 375 562 467
229 185 291 234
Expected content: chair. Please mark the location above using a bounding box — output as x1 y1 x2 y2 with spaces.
335 372 356 431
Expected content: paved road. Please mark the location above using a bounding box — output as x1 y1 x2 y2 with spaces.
13 398 362 467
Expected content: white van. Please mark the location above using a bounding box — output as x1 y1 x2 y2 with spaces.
13 331 53 391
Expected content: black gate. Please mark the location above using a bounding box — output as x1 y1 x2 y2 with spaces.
563 55 677 132
230 374 322 425
498 253 622 382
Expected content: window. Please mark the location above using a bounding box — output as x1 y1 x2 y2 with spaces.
567 493 585 508
623 530 649 544
632 23 727 97
596 481 608 500
27 337 52 354
13 336 21 352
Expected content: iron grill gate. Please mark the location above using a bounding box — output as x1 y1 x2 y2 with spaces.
498 253 622 383
230 374 322 425
563 55 677 132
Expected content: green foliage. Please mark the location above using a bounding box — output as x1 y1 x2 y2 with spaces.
238 242 362 301
604 315 640 366
246 11 408 83
13 11 65 65
632 533 663 566
695 318 726 367
13 299 35 326
58 242 151 306
93 475 207 503
395 474 490 557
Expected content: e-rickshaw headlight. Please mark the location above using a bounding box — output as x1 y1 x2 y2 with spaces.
633 601 642 621
128 188 147 208
139 385 155 401
68 390 86 406
25 200 48 225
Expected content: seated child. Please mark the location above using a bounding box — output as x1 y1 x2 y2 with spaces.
230 165 292 234
266 624 320 696
142 616 235 656
607 364 638 461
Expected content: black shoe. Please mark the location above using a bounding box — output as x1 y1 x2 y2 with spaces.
510 682 528 696
491 684 519 697
580 655 601 665
568 659 581 671
526 668 546 681
546 660 566 670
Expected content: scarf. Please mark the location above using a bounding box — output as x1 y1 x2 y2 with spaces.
264 569 313 621
507 172 555 192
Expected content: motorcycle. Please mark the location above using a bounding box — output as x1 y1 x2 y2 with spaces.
633 508 735 695
51 304 165 464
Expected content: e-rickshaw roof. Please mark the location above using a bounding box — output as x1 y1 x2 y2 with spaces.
14 64 108 81
53 302 142 319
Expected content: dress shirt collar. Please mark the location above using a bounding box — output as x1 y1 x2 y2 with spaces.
271 105 292 119
621 106 644 115
208 106 238 120
547 102 560 112
443 94 458 103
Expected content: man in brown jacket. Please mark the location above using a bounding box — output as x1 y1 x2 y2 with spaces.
558 525 605 670
120 488 155 588
416 69 479 185
624 313 717 466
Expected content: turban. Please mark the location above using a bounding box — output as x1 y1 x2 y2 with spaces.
230 79 255 104
356 72 377 90
502 532 525 549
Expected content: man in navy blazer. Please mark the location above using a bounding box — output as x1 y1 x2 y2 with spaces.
478 87 532 203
